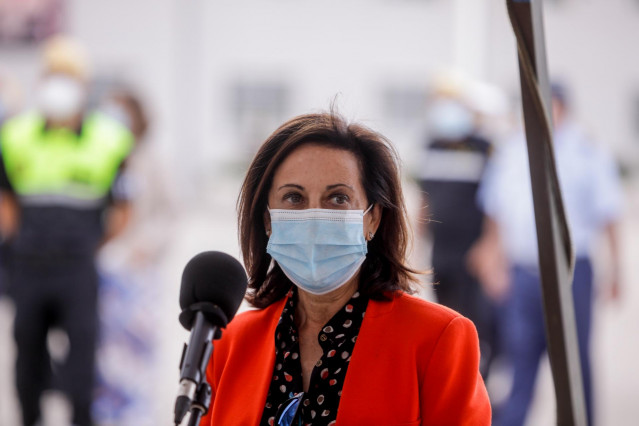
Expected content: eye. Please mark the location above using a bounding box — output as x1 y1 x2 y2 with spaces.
330 193 350 205
283 191 304 205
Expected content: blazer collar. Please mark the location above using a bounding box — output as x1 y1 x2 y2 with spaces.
246 293 398 424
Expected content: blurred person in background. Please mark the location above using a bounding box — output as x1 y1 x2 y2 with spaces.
92 86 177 425
416 77 499 380
99 89 149 143
0 35 135 426
200 111 491 425
469 83 623 426
0 69 23 296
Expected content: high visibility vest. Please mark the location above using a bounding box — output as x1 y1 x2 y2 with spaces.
0 111 133 208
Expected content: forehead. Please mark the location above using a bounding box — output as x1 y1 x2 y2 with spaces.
271 144 362 187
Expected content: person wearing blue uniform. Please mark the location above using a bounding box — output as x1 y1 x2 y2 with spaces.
470 84 623 426
0 37 134 426
417 95 499 379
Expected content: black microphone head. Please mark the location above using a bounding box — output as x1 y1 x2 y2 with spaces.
179 251 248 330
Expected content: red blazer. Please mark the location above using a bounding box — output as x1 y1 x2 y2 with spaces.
200 292 491 425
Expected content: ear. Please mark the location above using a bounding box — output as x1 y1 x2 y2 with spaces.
364 204 382 240
263 209 272 237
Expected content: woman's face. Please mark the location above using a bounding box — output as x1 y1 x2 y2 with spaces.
266 144 381 232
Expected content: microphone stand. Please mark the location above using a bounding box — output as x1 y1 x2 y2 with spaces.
186 381 212 426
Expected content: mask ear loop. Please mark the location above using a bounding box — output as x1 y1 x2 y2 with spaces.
363 204 374 216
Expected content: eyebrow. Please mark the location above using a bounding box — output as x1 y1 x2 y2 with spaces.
277 184 304 191
326 183 354 191
276 183 354 191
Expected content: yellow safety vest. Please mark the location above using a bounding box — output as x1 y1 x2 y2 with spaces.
0 111 133 208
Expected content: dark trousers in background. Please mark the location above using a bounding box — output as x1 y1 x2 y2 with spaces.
433 262 500 379
10 257 98 426
497 258 593 426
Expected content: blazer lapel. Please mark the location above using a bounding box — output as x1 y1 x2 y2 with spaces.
215 299 285 425
243 300 284 424
335 296 395 423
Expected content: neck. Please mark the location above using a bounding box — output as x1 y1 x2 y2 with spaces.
47 113 83 131
295 277 359 332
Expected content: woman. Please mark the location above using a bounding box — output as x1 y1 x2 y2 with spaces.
200 112 490 425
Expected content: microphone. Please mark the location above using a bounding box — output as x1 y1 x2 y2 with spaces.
173 251 248 425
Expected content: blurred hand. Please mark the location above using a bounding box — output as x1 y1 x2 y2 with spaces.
601 223 622 304
100 201 132 248
467 237 510 302
0 192 19 240
601 271 621 303
129 245 153 268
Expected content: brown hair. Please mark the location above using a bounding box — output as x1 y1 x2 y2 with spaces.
112 91 149 141
238 111 419 308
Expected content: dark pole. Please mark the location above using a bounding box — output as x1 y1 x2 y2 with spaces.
506 0 587 425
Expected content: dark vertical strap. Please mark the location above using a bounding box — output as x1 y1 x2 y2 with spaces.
507 1 587 425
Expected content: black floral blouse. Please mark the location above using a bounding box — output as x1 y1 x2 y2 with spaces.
260 288 369 426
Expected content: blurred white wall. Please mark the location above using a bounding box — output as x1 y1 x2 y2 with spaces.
543 0 639 161
3 0 637 180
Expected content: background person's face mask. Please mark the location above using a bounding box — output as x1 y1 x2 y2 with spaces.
426 98 474 141
266 206 372 295
37 75 85 122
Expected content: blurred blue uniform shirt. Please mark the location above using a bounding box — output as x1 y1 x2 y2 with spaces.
478 120 622 267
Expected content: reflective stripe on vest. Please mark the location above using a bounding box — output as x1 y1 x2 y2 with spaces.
0 112 133 204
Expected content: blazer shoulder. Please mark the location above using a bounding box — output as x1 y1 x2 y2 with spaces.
229 305 271 326
221 300 284 342
386 292 463 325
367 292 477 346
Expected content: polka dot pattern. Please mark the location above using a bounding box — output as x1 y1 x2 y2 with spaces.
259 288 368 426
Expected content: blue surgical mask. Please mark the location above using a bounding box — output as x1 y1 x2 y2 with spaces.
427 99 473 141
267 205 373 295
